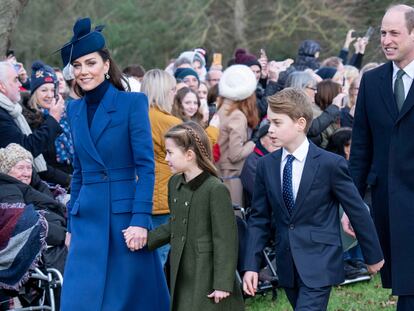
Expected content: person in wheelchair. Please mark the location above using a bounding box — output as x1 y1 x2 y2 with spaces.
0 143 67 309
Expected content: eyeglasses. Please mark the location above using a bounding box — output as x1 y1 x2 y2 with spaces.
306 86 317 92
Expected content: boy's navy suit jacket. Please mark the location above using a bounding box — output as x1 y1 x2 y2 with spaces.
243 141 383 288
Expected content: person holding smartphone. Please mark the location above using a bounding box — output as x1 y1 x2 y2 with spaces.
23 61 72 187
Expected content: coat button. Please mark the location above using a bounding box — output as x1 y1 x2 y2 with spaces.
173 198 177 203
181 236 185 242
101 172 108 180
182 218 187 224
171 233 174 238
184 201 189 206
289 224 294 230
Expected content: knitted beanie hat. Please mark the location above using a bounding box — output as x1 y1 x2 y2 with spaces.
30 61 57 95
234 48 261 70
174 67 200 82
219 64 257 101
0 143 33 174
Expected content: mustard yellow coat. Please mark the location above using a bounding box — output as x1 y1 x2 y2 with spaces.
149 107 219 215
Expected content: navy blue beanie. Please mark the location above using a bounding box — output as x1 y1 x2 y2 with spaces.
174 67 199 82
60 17 105 66
316 67 337 80
30 61 57 94
298 40 321 57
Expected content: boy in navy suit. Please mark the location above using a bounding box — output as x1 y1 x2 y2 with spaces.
242 88 384 310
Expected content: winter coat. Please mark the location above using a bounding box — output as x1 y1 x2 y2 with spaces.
150 107 219 215
61 84 169 311
216 100 255 206
148 172 244 311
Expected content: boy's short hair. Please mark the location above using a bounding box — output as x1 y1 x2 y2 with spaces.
267 87 314 133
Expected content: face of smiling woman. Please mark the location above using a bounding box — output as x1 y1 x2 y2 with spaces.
72 52 110 91
35 83 55 110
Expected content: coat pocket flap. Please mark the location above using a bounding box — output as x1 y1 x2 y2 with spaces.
310 231 340 246
366 171 377 186
70 200 80 215
111 198 134 214
197 240 213 253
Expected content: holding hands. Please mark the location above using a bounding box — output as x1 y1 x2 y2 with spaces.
122 226 148 251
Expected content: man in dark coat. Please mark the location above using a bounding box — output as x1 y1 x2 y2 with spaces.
0 61 64 181
349 5 414 310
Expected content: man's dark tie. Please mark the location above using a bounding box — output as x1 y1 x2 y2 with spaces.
283 154 295 215
394 69 406 111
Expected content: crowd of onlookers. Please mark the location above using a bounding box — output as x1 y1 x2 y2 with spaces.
0 28 378 309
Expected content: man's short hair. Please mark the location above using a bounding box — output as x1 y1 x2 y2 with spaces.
0 61 14 84
387 4 414 32
267 87 314 133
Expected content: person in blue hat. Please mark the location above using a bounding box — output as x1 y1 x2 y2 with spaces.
23 61 72 187
59 17 169 311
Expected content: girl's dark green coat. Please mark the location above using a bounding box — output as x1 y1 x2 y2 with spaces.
148 172 244 311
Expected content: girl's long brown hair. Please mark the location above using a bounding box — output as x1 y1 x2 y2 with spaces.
172 87 205 125
217 93 259 128
165 121 218 177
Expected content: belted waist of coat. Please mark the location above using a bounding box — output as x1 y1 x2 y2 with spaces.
81 167 136 184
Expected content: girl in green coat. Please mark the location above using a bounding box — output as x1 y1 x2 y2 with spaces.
142 121 244 311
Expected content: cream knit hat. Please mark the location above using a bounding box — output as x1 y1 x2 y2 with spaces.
219 64 257 101
0 143 33 174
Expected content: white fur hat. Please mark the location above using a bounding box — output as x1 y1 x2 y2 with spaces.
219 65 257 101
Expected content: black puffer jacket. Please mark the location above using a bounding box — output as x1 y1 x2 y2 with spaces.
0 173 66 246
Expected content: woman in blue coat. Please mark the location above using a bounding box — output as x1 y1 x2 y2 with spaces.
60 18 169 311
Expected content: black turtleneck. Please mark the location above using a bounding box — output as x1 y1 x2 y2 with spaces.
84 79 110 128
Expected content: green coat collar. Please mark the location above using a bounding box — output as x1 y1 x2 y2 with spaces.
176 171 210 191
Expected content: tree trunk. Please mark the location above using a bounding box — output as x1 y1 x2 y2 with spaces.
234 0 247 47
0 0 29 57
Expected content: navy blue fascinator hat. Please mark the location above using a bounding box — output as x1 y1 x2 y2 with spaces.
60 17 105 66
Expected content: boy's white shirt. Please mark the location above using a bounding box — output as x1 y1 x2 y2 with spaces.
280 138 309 201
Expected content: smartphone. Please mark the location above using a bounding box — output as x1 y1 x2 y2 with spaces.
364 26 374 40
54 80 60 101
212 53 222 66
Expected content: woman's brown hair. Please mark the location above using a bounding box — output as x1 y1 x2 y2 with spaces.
217 93 259 128
164 121 218 177
73 48 129 97
315 79 341 111
172 87 204 125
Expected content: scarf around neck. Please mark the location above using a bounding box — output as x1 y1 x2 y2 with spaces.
0 92 47 172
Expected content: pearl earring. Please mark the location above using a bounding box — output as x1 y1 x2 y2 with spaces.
105 73 110 79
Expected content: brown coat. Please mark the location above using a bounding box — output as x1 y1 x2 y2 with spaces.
149 107 219 215
216 100 254 206
148 172 244 311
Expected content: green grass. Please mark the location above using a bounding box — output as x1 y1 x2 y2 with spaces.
246 275 397 310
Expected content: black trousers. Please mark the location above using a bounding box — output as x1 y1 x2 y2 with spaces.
397 295 414 311
283 265 332 311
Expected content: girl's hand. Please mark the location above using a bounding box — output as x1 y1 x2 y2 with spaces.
207 290 230 303
122 226 147 251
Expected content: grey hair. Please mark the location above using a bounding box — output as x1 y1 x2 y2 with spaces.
0 61 14 84
285 71 317 89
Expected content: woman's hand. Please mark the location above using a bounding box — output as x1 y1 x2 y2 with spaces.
122 226 148 251
207 290 230 303
49 94 65 122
